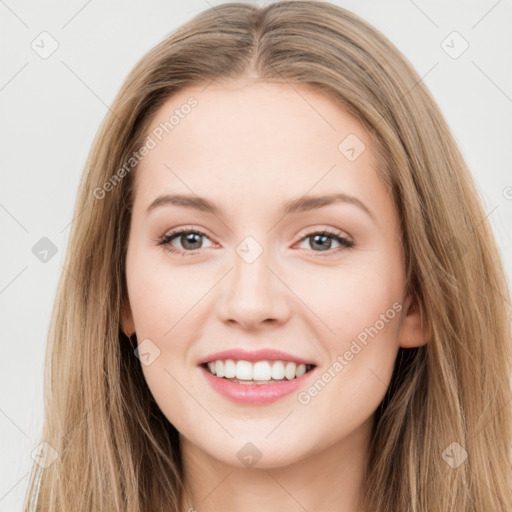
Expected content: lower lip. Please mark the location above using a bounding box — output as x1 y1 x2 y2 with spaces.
199 364 316 405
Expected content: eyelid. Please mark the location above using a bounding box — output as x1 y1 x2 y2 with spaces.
293 227 354 254
295 225 351 241
157 225 216 251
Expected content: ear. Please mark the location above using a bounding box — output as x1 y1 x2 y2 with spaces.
120 297 135 337
398 294 430 348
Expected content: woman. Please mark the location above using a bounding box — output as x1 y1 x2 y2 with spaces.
24 1 512 511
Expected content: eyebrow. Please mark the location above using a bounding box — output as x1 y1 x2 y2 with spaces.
145 192 376 223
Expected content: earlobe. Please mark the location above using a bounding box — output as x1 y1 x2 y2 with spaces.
121 298 135 337
398 295 430 348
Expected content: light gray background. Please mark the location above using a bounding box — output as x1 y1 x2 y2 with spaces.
1 0 511 509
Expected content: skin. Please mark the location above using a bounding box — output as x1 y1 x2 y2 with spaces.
122 78 429 512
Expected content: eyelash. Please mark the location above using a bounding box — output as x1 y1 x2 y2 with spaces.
155 226 354 258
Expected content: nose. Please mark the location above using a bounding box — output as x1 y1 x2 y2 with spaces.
216 243 292 330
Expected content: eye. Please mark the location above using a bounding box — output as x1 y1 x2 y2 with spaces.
157 227 214 256
295 229 354 255
156 226 354 257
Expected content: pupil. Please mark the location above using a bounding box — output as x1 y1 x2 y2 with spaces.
183 233 201 249
311 234 331 251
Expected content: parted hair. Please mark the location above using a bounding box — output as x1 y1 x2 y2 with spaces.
25 2 512 510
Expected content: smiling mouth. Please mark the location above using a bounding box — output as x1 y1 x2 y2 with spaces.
201 360 316 384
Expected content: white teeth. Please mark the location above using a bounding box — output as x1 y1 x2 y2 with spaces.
204 359 313 381
216 360 225 378
253 361 272 380
271 361 285 380
285 361 296 380
224 359 236 378
235 360 253 380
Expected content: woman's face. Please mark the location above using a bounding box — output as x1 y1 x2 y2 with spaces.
122 79 425 468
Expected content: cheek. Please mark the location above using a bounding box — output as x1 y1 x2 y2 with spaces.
124 251 195 394
302 243 404 397
297 278 402 439
126 244 198 333
299 257 403 341
126 251 201 423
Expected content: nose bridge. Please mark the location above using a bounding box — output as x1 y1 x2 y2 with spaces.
218 233 290 327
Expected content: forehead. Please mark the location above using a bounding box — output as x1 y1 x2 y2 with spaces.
132 80 389 221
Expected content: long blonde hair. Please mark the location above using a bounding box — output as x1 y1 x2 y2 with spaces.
24 1 512 510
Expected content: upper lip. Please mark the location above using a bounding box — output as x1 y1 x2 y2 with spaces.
197 348 317 366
